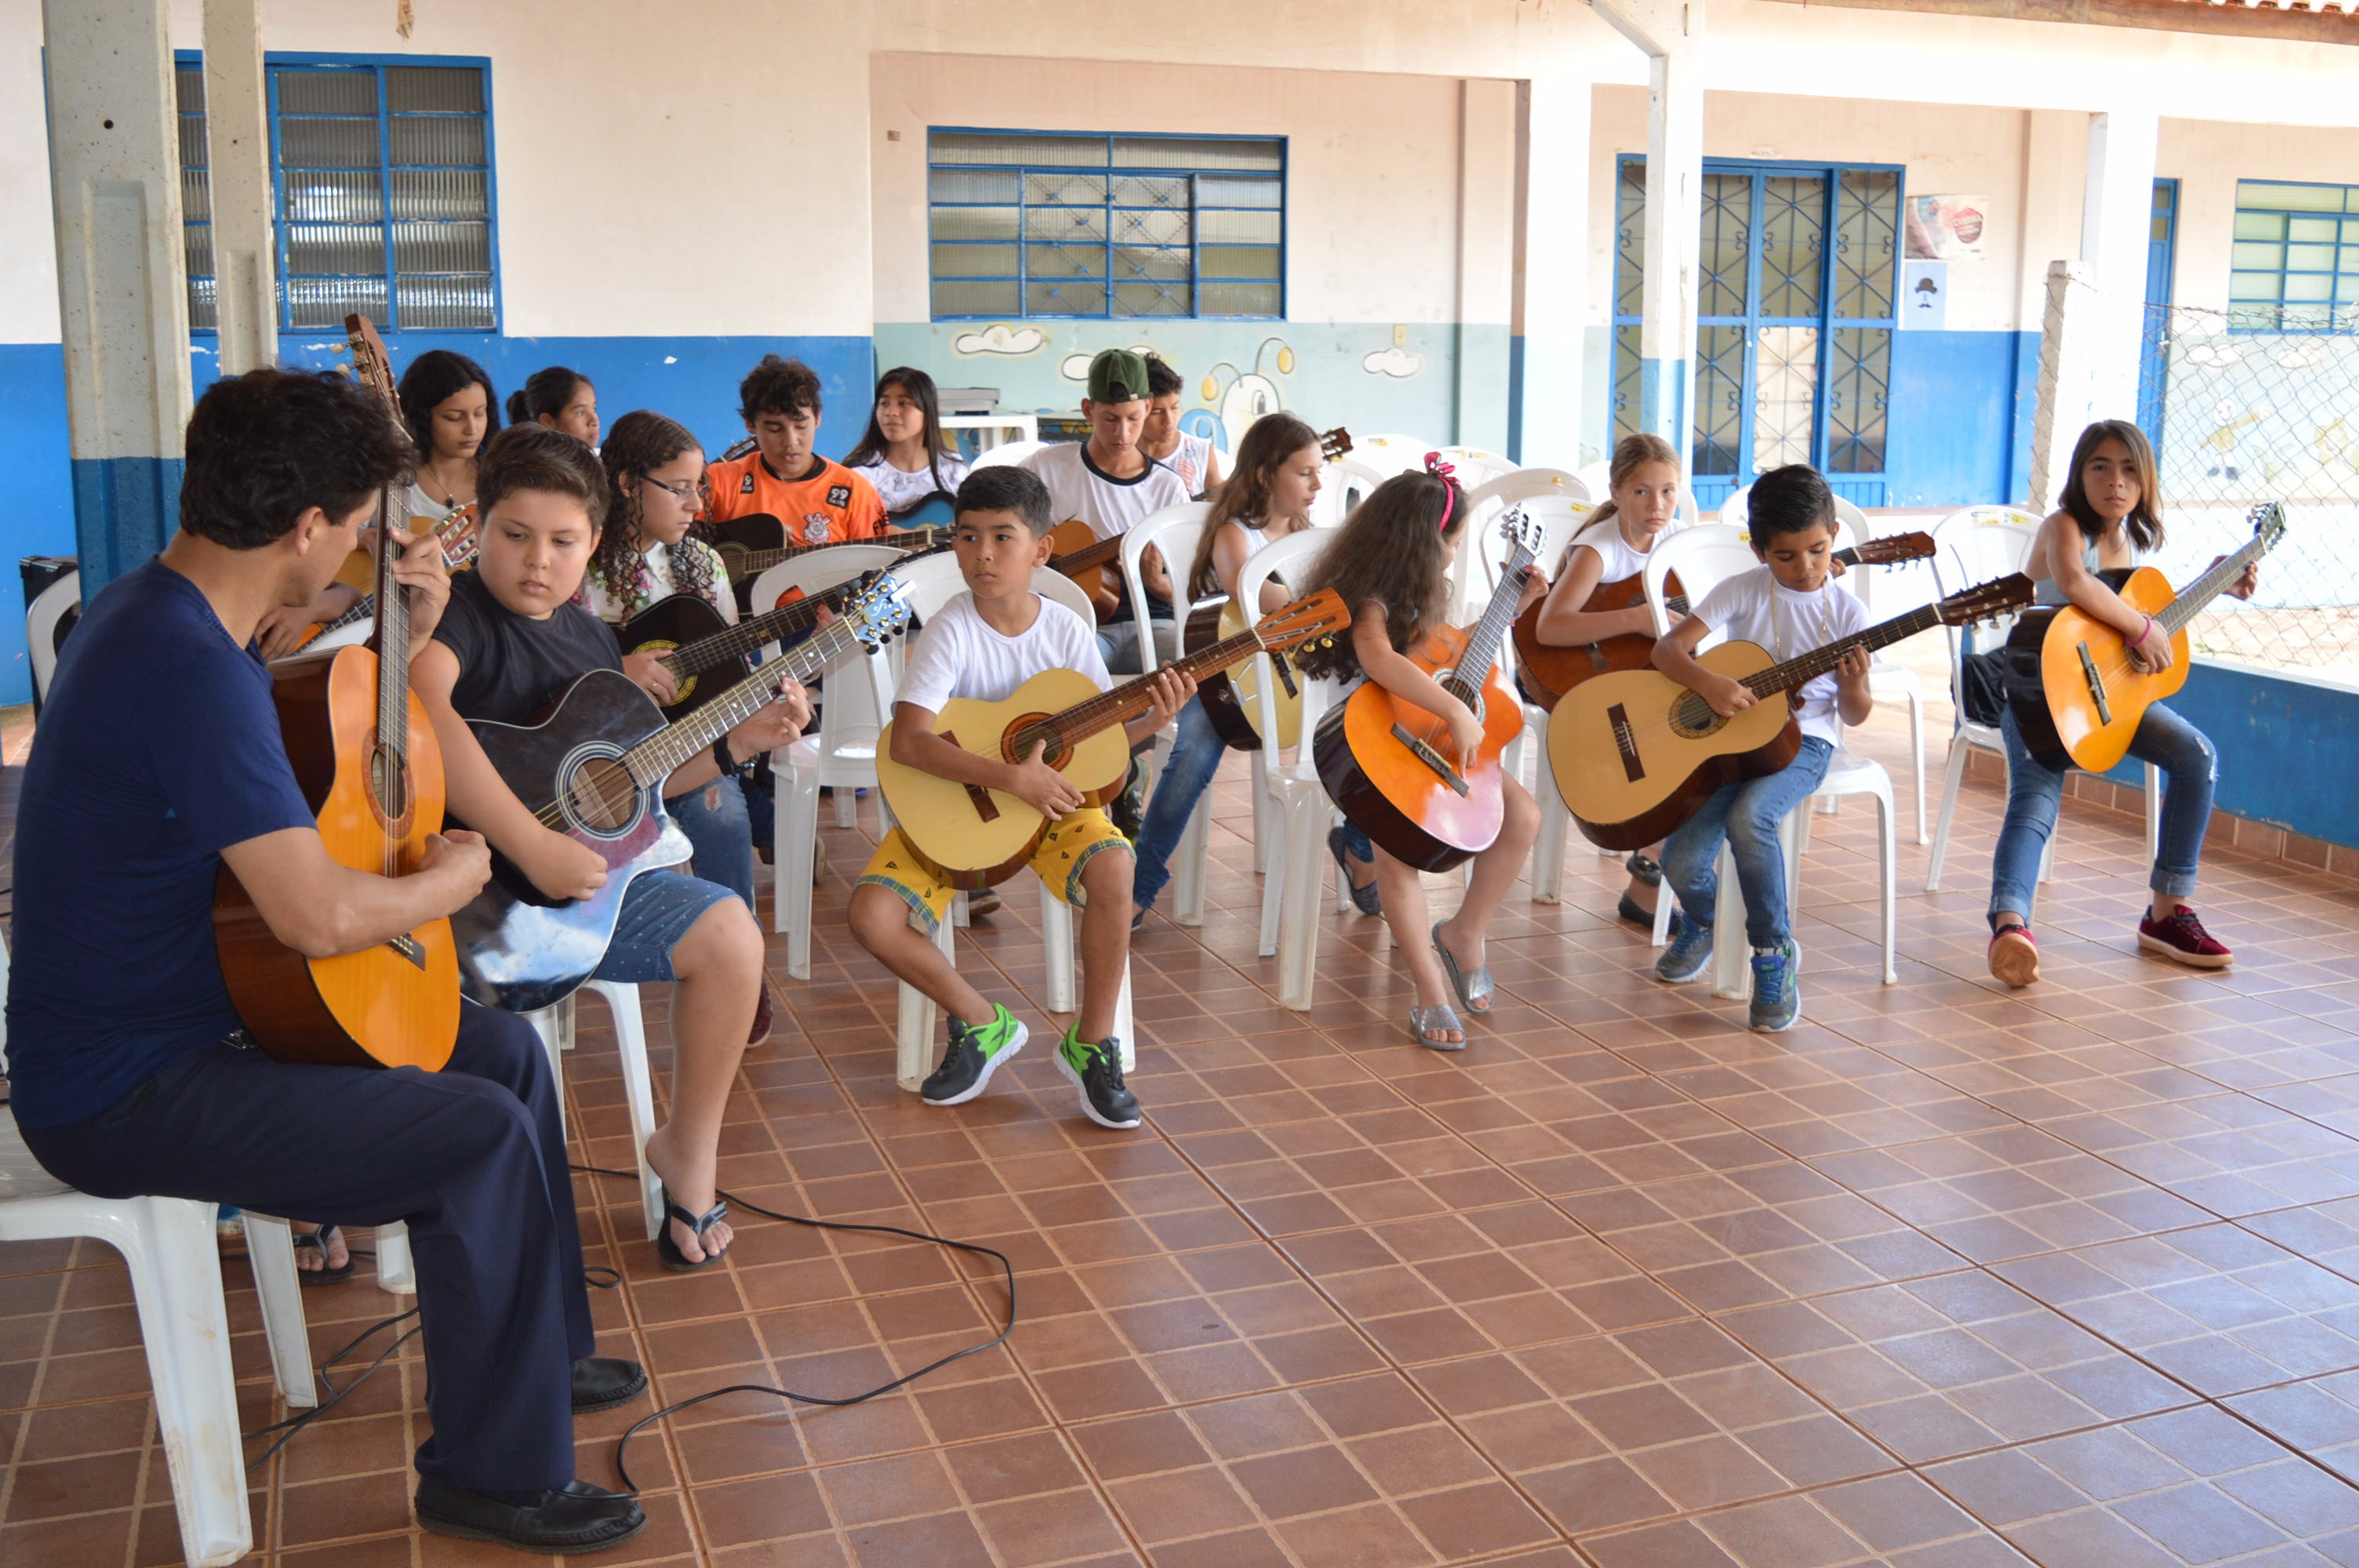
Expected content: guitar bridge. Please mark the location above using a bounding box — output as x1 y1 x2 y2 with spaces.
1390 723 1470 797
385 932 427 971
2075 641 2114 725
1607 702 1644 783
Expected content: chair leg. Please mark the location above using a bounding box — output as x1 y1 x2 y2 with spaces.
525 1002 569 1139
1173 790 1212 927
1277 791 1329 1010
1258 793 1289 958
241 1213 318 1408
1710 842 1750 1000
1925 738 1973 892
833 786 857 829
781 760 821 981
1250 750 1273 875
1114 962 1136 1071
1041 881 1078 1015
375 1221 416 1294
2143 762 2162 864
586 981 663 1243
125 1196 253 1568
1909 693 1928 845
1652 862 1677 947
896 913 955 1092
1531 710 1568 906
1874 786 1899 985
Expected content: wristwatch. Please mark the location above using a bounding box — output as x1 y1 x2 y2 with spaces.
712 735 740 776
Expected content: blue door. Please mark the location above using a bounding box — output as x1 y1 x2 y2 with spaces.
2137 179 2179 448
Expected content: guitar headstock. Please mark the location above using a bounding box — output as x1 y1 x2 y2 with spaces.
1251 588 1353 656
435 506 482 570
1935 572 2036 630
1499 506 1543 561
838 571 913 649
1319 426 1354 463
2247 500 2288 553
1851 531 1935 567
343 314 399 417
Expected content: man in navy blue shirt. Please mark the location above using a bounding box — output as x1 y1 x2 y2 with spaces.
8 368 645 1554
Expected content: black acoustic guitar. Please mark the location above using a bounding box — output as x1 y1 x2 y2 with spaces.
452 575 910 1011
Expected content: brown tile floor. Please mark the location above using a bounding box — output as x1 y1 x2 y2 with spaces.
7 686 2359 1566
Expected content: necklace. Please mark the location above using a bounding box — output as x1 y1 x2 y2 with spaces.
1770 580 1837 665
420 456 474 508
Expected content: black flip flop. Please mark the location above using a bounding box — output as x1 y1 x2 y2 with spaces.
656 1191 730 1272
292 1224 354 1287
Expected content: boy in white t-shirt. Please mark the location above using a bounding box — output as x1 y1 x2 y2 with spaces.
849 466 1193 1129
1023 349 1190 673
1647 465 1873 1033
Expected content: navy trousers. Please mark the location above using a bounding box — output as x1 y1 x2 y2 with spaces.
20 1004 591 1492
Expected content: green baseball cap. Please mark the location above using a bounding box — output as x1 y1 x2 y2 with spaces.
1085 348 1152 405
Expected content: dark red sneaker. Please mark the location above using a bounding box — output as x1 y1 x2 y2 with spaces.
2139 906 2234 969
748 975 779 1045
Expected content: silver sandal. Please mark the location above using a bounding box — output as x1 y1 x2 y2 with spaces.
1408 1003 1465 1051
1430 921 1495 1014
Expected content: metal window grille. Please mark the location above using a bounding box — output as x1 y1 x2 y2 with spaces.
2228 180 2359 335
927 130 1284 321
175 56 497 332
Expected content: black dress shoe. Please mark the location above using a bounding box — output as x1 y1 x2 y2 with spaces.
571 1356 648 1414
414 1477 645 1554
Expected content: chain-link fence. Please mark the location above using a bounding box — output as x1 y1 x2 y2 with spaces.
2145 301 2359 679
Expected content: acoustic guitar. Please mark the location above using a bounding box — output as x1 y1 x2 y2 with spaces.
1510 530 1936 711
874 590 1353 888
706 515 951 610
1550 574 2034 851
213 314 462 1070
452 572 911 1011
1045 426 1355 616
1313 512 1542 873
292 507 482 657
2003 502 2285 772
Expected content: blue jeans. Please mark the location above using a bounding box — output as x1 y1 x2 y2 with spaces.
667 775 758 928
1100 617 1177 676
1132 698 1227 909
1988 702 2215 928
1663 735 1834 949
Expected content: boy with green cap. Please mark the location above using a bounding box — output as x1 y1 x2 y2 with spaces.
1023 347 1190 674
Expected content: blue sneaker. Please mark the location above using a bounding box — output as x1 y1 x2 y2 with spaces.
1750 939 1801 1033
1653 916 1713 984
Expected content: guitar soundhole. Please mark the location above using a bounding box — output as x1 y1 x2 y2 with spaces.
565 756 641 836
369 745 408 822
1436 671 1483 726
1669 695 1725 740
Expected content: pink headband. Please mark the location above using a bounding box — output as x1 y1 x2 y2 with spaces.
1424 452 1457 532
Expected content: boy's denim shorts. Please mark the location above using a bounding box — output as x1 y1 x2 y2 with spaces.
592 870 740 983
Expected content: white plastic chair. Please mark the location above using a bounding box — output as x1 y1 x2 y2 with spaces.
1320 456 1392 528
525 982 664 1241
1639 525 1898 985
27 569 78 705
1456 469 1592 622
968 438 1053 471
1474 497 1596 904
1830 504 1930 844
758 544 911 980
1922 506 2162 894
878 559 1135 1087
1718 484 1753 531
1572 459 1612 501
1441 445 1515 492
1352 434 1438 477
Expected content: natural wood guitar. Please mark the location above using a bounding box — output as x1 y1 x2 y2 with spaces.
453 574 911 1011
1550 574 2034 851
213 314 462 1069
1313 513 1541 873
874 590 1352 888
2003 502 2285 771
1510 531 1935 711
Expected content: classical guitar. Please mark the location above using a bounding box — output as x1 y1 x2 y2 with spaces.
1511 530 1936 711
452 573 911 1011
213 314 463 1070
1314 511 1542 873
2003 502 2286 772
293 507 482 657
1046 427 1355 612
706 515 951 609
1550 574 2034 851
874 590 1353 888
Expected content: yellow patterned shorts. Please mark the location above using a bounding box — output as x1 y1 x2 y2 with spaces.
858 808 1131 933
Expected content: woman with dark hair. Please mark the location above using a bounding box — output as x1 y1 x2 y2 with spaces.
398 349 500 528
841 366 969 521
507 365 598 448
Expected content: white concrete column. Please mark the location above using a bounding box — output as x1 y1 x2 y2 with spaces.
2080 107 2157 425
1594 0 1704 467
1455 78 1518 455
42 0 194 590
202 0 276 375
1511 72 1590 468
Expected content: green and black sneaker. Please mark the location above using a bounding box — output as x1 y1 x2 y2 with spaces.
921 1004 1028 1106
1054 1026 1141 1130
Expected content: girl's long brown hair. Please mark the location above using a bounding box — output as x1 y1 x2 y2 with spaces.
1187 413 1319 599
591 410 713 619
1292 469 1466 681
2058 418 2165 554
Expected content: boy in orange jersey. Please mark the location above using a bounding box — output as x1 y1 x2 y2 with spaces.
703 355 886 546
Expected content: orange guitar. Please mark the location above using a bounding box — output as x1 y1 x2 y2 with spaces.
1314 511 1542 873
212 314 461 1070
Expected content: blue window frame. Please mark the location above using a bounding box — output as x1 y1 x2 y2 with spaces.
174 52 499 333
927 129 1285 320
1612 155 1902 510
2230 179 2359 333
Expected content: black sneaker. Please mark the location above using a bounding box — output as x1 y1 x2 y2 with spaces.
1110 757 1148 841
1055 1026 1141 1129
921 1004 1028 1105
414 1477 645 1555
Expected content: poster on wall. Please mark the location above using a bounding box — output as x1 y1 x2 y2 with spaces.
1901 260 1948 329
1905 194 1986 261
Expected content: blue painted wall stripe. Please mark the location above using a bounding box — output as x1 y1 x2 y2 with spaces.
71 457 180 592
2100 662 2359 852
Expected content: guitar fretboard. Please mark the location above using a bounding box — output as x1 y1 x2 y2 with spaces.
725 528 949 579
1667 599 1939 734
1451 535 1537 699
2157 523 2277 637
1007 623 1289 760
657 580 856 680
623 618 871 786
